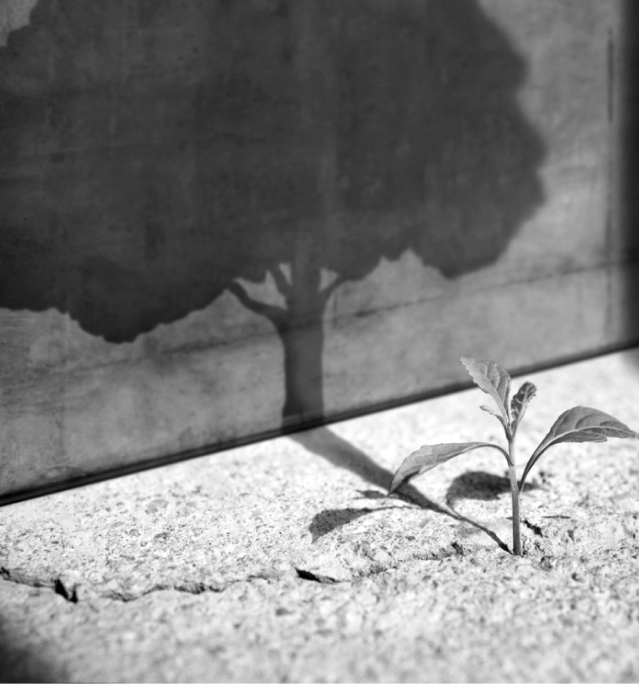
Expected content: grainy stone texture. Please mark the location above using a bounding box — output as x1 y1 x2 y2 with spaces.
2 349 639 682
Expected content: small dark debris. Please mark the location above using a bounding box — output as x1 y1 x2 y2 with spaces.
539 555 557 571
451 541 465 556
523 519 543 537
54 578 78 603
295 568 337 584
542 515 571 519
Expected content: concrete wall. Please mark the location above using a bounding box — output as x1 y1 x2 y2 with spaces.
0 0 634 501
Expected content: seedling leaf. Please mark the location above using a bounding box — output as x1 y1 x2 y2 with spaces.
389 442 509 495
479 405 509 438
520 406 638 491
480 404 502 419
460 357 511 423
510 381 537 432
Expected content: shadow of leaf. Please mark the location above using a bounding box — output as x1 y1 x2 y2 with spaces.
356 490 388 500
310 508 375 541
446 471 510 506
446 470 541 508
310 505 410 541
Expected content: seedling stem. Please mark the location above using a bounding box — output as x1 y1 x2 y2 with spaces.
507 433 521 556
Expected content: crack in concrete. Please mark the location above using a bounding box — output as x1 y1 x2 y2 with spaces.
1 546 471 602
53 577 78 603
1 566 69 597
0 566 276 604
295 568 338 584
294 546 462 585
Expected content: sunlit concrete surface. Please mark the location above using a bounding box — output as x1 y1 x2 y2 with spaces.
1 348 639 682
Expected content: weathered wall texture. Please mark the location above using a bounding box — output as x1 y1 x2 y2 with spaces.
0 0 633 500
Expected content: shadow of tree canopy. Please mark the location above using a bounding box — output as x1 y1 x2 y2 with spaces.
0 0 545 426
620 0 639 350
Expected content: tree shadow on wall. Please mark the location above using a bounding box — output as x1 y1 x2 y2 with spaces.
620 0 639 352
0 0 545 432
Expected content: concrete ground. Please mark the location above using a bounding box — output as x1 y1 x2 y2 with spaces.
2 350 639 682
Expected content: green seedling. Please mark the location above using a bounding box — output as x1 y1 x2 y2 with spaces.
389 357 638 556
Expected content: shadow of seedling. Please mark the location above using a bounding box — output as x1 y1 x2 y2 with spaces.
297 427 509 551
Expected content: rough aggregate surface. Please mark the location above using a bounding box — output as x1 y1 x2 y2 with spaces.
2 350 639 681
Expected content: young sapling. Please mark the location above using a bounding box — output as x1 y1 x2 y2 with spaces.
388 357 638 555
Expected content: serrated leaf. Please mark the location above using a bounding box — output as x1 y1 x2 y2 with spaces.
520 406 638 491
388 442 508 495
479 404 509 435
460 357 511 423
480 404 502 419
510 381 537 432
